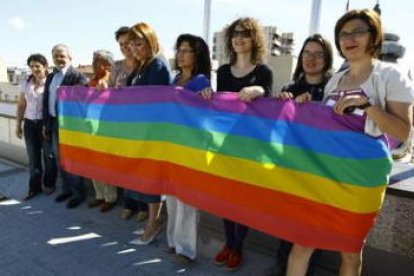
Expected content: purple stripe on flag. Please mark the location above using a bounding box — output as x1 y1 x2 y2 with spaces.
58 85 365 132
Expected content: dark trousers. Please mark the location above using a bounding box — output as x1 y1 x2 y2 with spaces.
50 118 85 200
123 193 149 212
123 189 150 212
223 219 249 253
24 119 57 192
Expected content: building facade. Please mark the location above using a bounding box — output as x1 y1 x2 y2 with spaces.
0 83 20 103
380 32 405 63
6 67 29 85
0 57 21 104
0 56 8 83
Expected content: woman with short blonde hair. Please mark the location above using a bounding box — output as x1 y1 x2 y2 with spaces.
126 22 171 245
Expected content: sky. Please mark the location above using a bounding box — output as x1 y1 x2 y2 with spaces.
0 0 413 71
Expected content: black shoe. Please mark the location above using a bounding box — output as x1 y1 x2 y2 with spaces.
100 202 116 212
88 199 104 208
43 187 56 195
66 198 84 209
55 193 72 203
23 190 42 201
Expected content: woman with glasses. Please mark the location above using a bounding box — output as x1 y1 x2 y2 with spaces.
287 9 413 276
15 54 57 200
275 33 333 276
126 22 172 246
276 34 333 103
210 17 273 271
165 34 212 264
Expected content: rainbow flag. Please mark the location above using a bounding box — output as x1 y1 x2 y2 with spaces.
58 86 392 252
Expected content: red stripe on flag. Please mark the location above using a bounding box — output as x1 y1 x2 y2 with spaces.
61 144 376 252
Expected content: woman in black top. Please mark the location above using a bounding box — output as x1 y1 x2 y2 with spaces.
211 17 273 271
275 34 333 276
276 34 333 103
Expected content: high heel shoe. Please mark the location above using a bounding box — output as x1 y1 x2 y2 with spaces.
129 226 162 245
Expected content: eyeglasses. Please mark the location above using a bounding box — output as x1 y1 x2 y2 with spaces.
338 28 371 40
232 30 251 38
302 51 324 59
176 48 194 55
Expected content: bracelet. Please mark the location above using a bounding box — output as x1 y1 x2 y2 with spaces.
343 101 372 114
357 102 372 110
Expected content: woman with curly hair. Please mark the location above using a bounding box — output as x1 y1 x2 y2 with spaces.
211 17 273 271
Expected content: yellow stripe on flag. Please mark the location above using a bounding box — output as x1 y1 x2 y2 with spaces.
60 129 386 213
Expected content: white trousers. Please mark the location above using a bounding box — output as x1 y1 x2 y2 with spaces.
166 195 198 260
92 180 117 203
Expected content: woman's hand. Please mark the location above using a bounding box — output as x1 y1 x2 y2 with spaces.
238 86 265 102
334 95 369 115
274 91 294 100
15 124 23 139
112 84 125 90
295 92 312 103
199 87 214 100
15 94 26 139
96 80 109 90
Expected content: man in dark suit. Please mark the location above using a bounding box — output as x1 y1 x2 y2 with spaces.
43 44 88 209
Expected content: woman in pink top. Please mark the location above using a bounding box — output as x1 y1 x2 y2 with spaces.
16 54 57 200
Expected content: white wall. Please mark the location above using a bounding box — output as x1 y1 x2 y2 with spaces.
0 116 25 147
267 55 297 93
